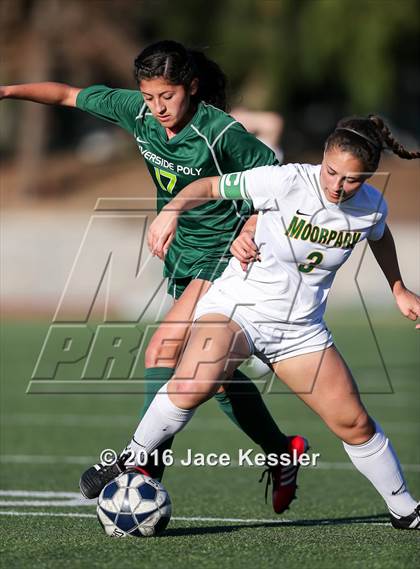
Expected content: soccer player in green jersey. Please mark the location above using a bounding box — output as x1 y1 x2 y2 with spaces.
1 40 305 513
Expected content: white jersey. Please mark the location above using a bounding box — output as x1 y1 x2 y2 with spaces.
215 163 388 326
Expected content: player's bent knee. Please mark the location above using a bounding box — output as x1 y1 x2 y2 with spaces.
335 412 374 444
169 379 213 408
342 413 375 445
145 339 178 369
144 343 162 368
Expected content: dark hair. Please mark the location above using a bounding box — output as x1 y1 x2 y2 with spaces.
325 115 420 172
133 40 227 111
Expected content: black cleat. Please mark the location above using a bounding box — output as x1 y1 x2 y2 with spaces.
389 504 420 530
79 451 148 499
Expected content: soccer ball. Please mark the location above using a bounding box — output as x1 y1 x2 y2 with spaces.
97 471 172 537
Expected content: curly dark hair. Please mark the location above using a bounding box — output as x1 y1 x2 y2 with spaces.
133 40 227 111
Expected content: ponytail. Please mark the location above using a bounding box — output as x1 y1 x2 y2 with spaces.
368 115 420 161
188 50 226 111
326 115 420 171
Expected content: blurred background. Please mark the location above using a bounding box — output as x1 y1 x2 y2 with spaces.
1 0 419 319
1 6 419 558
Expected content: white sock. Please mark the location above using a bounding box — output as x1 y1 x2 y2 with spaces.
343 421 417 516
129 383 195 461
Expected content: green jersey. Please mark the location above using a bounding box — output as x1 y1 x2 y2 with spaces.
76 85 277 283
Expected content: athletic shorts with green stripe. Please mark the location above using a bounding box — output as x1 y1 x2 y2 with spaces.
76 85 278 298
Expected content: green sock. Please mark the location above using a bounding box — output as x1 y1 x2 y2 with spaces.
140 367 175 481
215 369 289 455
140 367 175 418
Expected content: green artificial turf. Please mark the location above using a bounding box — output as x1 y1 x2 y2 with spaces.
0 311 419 568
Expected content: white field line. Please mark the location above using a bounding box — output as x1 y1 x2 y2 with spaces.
0 414 246 430
1 413 419 429
0 491 392 526
0 490 84 498
0 500 89 507
0 490 92 507
0 510 390 526
0 455 94 465
1 455 420 472
0 511 95 519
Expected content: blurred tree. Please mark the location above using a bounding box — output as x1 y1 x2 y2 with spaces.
298 0 420 113
0 0 148 195
1 0 419 180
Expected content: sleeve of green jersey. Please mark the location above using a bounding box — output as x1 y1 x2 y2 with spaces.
215 121 278 214
76 85 144 133
216 121 279 171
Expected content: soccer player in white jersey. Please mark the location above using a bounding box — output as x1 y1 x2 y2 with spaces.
129 115 420 530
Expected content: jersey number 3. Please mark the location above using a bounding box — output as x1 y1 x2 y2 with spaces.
298 251 323 273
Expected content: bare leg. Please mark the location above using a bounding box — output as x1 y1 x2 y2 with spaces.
272 345 373 444
145 279 211 369
130 315 250 455
168 314 251 408
141 284 289 479
272 345 418 516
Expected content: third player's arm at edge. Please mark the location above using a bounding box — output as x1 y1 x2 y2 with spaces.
230 215 260 271
0 82 81 107
368 225 420 325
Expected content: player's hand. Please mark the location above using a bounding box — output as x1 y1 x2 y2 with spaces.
230 230 260 271
147 209 179 260
393 285 420 328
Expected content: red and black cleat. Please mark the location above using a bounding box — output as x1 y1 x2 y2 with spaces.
260 435 309 514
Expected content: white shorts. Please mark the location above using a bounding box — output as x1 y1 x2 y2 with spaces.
194 286 333 365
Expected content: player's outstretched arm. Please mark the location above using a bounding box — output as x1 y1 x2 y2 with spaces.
148 176 220 258
0 83 81 107
368 224 420 326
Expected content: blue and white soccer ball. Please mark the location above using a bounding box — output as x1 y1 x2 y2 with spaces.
97 471 172 537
